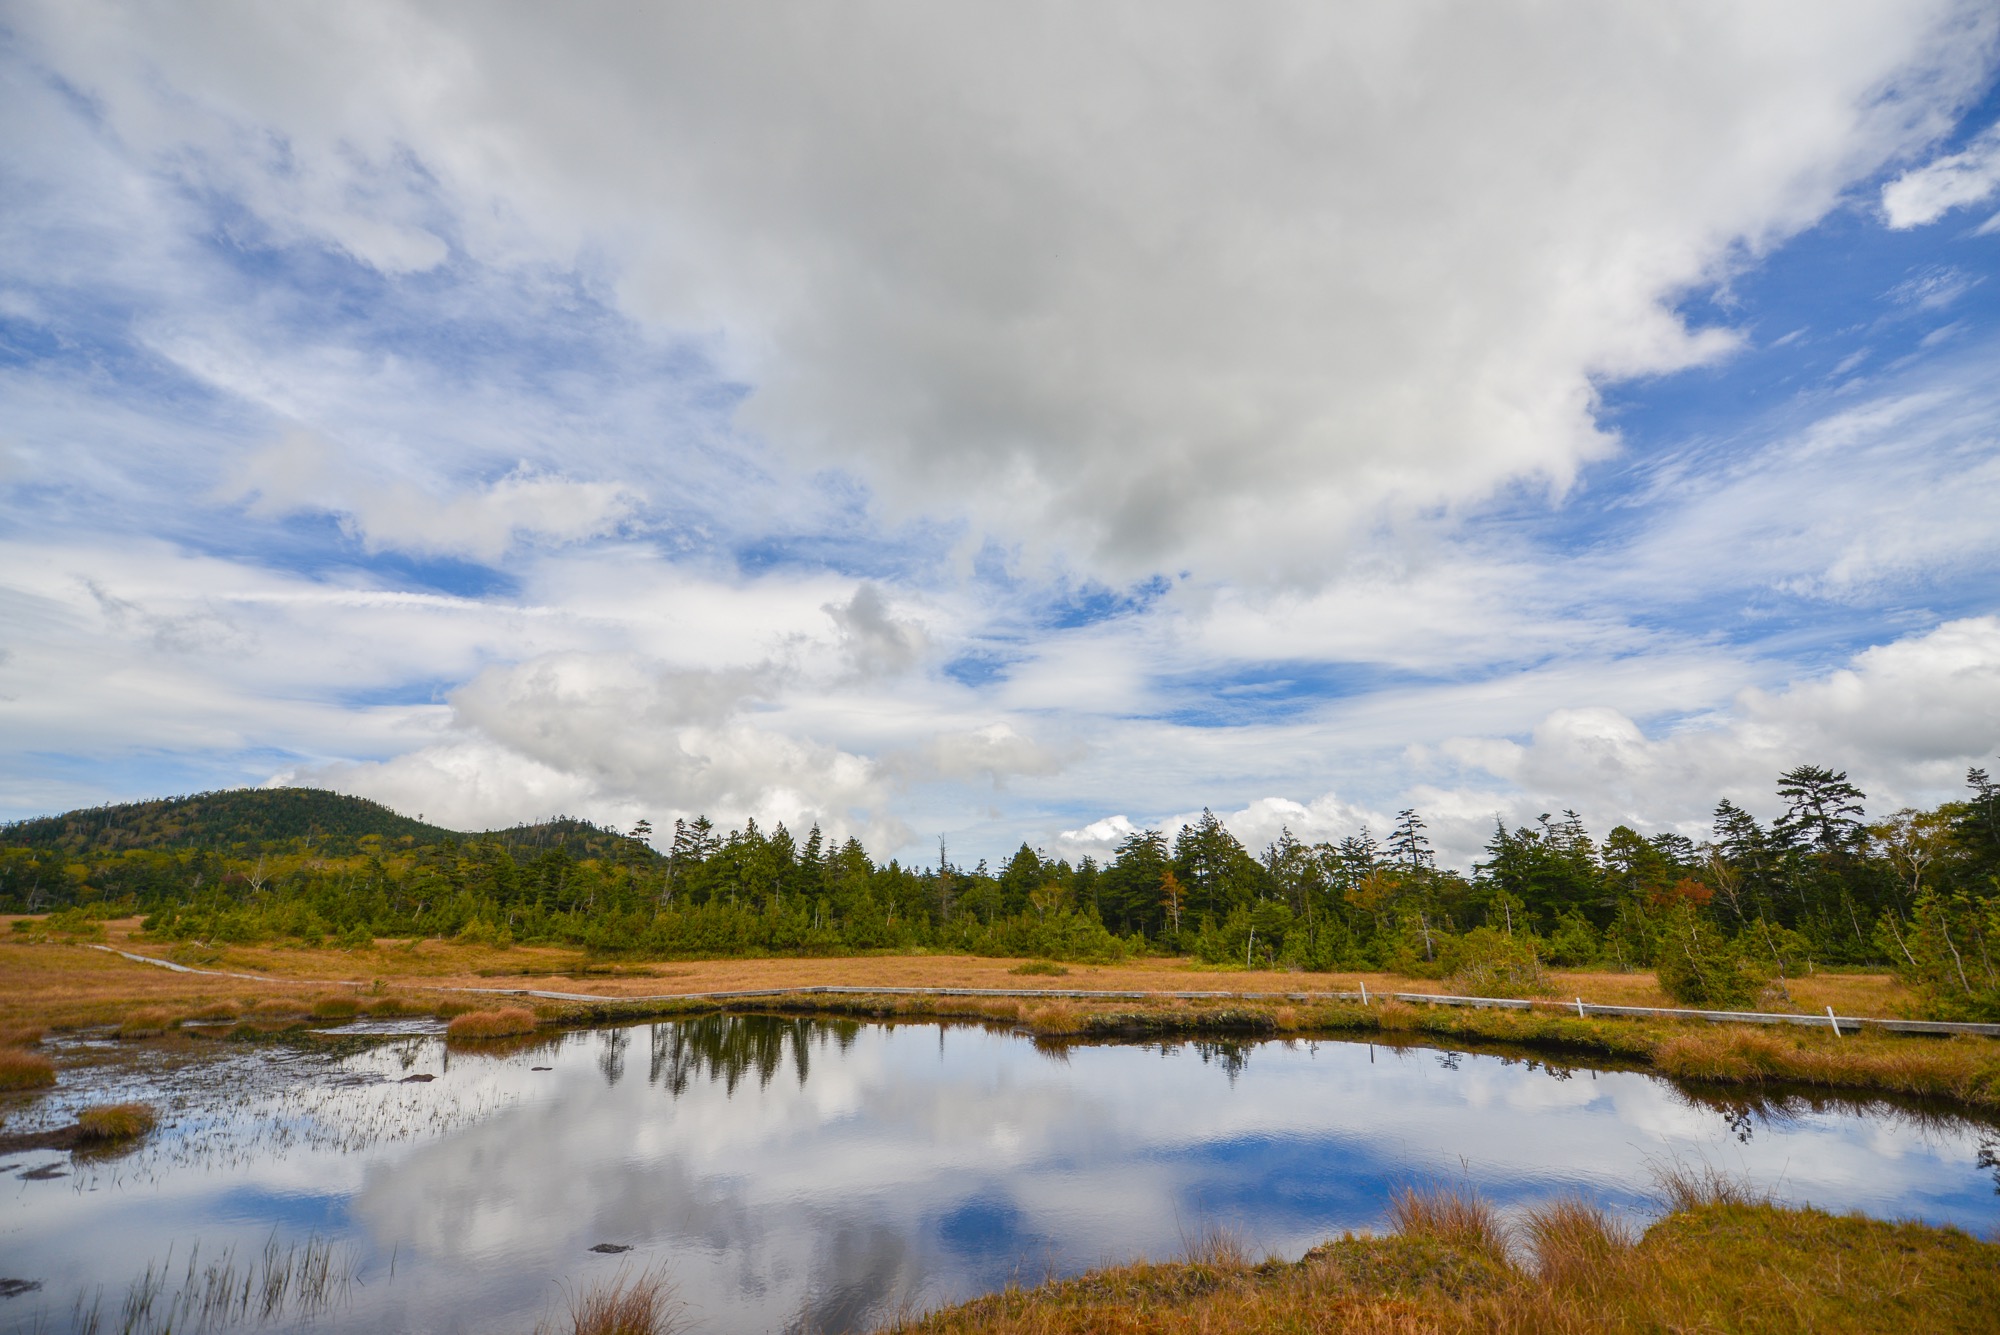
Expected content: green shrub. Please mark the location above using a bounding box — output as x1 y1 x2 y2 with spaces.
1654 904 1762 1009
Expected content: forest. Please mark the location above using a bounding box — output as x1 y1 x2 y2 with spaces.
4 765 1997 1020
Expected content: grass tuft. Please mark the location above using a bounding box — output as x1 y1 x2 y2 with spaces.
1179 1222 1252 1269
0 1046 56 1090
309 996 361 1020
1652 1161 1763 1213
447 1006 539 1040
1520 1194 1633 1295
75 1101 157 1142
552 1266 681 1335
117 1006 177 1039
1008 961 1069 977
1387 1184 1510 1260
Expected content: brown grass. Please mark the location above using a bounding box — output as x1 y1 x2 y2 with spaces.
0 926 1985 1112
447 1006 539 1040
0 1046 55 1090
116 1005 177 1038
309 995 361 1019
75 1100 156 1142
1387 1185 1510 1260
888 1188 2000 1335
546 1266 681 1335
1650 1027 2000 1105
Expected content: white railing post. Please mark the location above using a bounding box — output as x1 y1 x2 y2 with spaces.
1359 981 1369 1006
1576 996 1585 1019
1827 1005 1842 1037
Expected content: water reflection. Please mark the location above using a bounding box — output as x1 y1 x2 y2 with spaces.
3 1015 1997 1334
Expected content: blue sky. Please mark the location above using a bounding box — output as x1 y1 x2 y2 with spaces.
3 3 1999 866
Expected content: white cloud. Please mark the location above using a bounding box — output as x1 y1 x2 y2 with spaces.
1436 617 2000 844
231 431 640 561
1882 119 2000 227
13 1 1995 581
919 724 1069 789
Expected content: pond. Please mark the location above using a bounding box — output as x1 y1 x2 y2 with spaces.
3 1014 1997 1333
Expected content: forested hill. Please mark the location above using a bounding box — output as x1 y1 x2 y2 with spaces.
0 788 458 855
0 787 650 863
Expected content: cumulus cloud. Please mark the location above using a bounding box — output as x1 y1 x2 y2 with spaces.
1436 617 2000 845
15 1 1995 580
295 651 899 843
1882 119 2000 228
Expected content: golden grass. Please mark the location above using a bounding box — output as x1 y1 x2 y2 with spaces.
543 1266 681 1335
0 926 1985 1111
888 1189 2000 1335
446 1006 539 1040
116 1005 177 1039
309 995 361 1019
75 1100 156 1142
1650 1027 2000 1105
0 1046 55 1090
1388 1185 1510 1260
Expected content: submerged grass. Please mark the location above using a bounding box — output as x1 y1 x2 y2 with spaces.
887 1185 2000 1335
72 1233 358 1335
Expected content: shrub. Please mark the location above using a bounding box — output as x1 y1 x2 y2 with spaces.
76 1101 157 1143
447 1007 538 1040
1544 912 1602 968
0 1047 56 1090
1009 961 1070 977
1654 904 1761 1009
1445 927 1552 998
335 922 377 951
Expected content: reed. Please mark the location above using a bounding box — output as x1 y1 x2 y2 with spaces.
86 1233 357 1335
446 1006 539 1040
0 1045 55 1090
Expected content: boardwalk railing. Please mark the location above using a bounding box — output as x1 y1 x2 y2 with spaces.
88 946 2000 1038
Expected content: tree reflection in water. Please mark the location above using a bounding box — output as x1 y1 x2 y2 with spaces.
647 1013 862 1096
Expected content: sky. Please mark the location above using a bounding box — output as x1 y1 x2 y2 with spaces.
3 2 2000 869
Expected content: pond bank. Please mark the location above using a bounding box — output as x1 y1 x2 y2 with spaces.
880 1188 2000 1335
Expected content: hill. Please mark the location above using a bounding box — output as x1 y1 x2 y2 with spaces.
0 787 657 865
0 788 460 855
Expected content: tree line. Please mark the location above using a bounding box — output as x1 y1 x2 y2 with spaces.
7 765 1998 1019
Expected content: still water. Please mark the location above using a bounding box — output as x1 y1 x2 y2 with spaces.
3 1015 1998 1333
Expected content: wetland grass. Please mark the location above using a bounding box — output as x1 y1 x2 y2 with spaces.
75 1101 157 1143
73 1233 358 1335
446 1006 539 1040
0 1045 55 1090
888 1183 2000 1335
544 1266 681 1335
116 1007 177 1039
